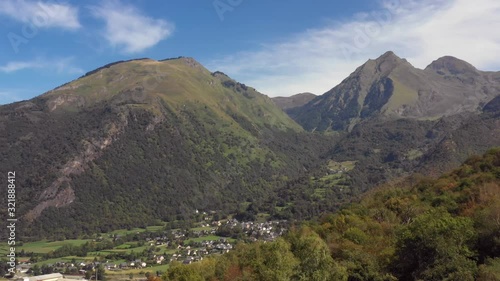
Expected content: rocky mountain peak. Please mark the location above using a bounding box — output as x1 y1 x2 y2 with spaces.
289 52 500 132
375 51 403 62
358 51 409 78
375 51 407 71
425 56 478 75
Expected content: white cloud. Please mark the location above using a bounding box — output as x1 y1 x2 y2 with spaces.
0 0 80 30
0 61 42 72
209 0 500 97
90 0 174 54
0 57 83 74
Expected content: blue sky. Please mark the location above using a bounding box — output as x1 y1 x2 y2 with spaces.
0 0 499 104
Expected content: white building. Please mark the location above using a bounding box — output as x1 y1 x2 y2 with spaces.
19 273 87 281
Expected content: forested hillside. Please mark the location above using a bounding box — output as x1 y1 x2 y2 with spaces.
278 52 500 211
0 57 335 239
161 148 500 281
0 54 498 241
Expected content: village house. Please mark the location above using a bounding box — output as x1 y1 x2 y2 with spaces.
16 264 31 274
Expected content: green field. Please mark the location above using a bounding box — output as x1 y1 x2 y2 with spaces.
190 226 215 232
106 264 171 276
0 224 167 268
0 244 9 256
107 225 165 236
35 255 96 266
0 223 239 278
19 239 91 254
184 235 223 243
0 224 167 256
327 160 357 171
87 246 152 257
185 235 237 244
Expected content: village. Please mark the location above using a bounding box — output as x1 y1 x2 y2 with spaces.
11 216 289 279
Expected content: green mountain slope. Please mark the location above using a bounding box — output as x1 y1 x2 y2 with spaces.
0 57 332 239
43 57 301 131
1 53 498 241
322 105 500 196
162 148 500 281
279 52 500 201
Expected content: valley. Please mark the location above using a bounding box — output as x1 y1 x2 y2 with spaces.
1 214 287 279
0 52 499 281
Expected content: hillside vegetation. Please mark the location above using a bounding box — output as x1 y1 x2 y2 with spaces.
282 52 500 200
0 57 333 239
161 148 500 281
0 54 498 241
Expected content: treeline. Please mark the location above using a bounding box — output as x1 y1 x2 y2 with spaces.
161 148 500 280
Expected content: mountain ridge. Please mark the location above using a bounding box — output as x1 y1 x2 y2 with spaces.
272 92 316 111
0 52 498 239
289 52 500 132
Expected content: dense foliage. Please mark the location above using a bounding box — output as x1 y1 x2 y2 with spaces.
0 70 335 239
0 57 497 243
162 148 500 280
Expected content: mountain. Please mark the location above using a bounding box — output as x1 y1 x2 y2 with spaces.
161 148 500 280
1 53 498 240
289 51 500 131
282 53 500 197
272 93 316 111
327 105 499 194
0 57 333 239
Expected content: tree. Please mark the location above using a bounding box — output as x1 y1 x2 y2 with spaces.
477 258 500 281
163 261 205 281
31 264 41 276
41 264 53 274
146 276 162 281
475 196 500 261
96 264 107 281
288 227 348 281
394 210 477 280
237 238 299 281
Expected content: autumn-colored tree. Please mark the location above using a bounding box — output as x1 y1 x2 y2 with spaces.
237 238 299 281
164 261 204 281
146 276 162 281
288 227 347 281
